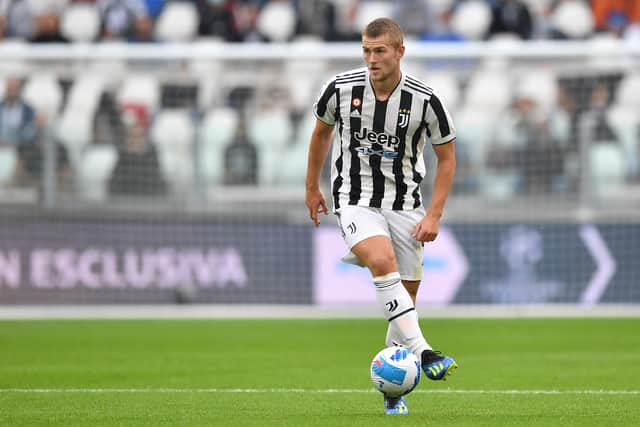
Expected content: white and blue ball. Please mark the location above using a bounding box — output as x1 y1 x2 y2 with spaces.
370 346 421 397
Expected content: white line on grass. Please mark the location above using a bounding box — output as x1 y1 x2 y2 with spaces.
0 388 638 395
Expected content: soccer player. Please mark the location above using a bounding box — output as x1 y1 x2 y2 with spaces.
305 18 458 415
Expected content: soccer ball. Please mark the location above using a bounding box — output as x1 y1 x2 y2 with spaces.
370 346 421 397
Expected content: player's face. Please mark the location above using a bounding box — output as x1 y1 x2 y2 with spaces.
362 35 404 84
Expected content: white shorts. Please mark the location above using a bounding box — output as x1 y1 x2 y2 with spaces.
335 205 425 281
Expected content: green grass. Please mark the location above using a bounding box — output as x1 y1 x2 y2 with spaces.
1 318 639 426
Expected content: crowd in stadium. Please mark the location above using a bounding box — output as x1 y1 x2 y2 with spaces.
0 1 638 44
0 0 639 202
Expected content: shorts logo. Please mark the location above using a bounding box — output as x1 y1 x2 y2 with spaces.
347 222 357 234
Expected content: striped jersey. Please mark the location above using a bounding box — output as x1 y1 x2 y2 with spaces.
313 67 456 211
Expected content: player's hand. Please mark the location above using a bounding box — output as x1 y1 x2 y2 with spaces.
305 188 328 226
412 214 440 242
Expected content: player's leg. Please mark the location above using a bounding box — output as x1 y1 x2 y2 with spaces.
336 206 420 413
349 235 430 358
385 279 418 347
349 235 420 414
384 209 458 381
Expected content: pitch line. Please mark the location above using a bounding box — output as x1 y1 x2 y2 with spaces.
0 388 638 395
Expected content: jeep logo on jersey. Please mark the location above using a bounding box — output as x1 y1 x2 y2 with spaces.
352 128 400 148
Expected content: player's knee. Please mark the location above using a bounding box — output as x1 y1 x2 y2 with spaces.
367 253 397 275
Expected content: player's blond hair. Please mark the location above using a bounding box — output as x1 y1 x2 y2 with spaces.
362 18 404 48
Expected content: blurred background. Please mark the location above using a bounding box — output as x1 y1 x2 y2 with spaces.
0 0 638 308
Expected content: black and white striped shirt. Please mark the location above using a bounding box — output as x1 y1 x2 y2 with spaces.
313 67 456 211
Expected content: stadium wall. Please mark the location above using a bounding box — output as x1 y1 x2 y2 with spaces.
1 216 637 305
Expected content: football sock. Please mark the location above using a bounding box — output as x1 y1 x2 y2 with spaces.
385 312 427 348
374 272 431 356
385 322 401 347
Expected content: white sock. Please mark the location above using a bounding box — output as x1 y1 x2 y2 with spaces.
385 321 401 347
385 312 430 350
374 272 431 356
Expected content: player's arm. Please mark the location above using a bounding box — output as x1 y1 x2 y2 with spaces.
413 141 456 242
305 119 334 226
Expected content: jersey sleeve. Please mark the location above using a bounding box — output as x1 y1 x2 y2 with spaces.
313 78 338 126
424 91 456 145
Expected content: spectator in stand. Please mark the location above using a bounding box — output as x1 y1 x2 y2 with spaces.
0 77 70 187
391 0 432 40
488 0 534 39
143 0 164 19
97 0 153 41
30 5 68 43
0 0 36 39
494 93 570 194
581 82 617 142
592 0 640 33
223 115 257 185
109 102 167 196
295 0 338 41
195 0 244 41
0 77 37 185
418 2 465 42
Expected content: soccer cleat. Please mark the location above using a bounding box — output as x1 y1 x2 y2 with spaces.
383 394 409 415
421 349 458 381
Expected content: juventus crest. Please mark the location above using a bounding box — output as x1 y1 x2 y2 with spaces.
397 108 410 128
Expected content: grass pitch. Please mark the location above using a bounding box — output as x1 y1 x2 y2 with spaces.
1 317 639 426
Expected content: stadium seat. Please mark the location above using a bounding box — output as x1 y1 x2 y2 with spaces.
286 37 328 113
60 3 100 42
22 73 63 119
464 71 512 112
550 0 595 39
450 0 492 40
0 146 17 186
117 75 160 113
56 107 94 169
76 144 118 201
455 106 505 197
515 69 558 110
353 1 394 34
155 2 198 42
65 74 105 114
589 143 626 197
613 74 640 109
247 107 293 185
198 107 240 186
606 73 640 177
426 73 461 113
190 39 224 110
256 1 296 42
607 106 640 178
277 113 314 186
150 109 196 192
